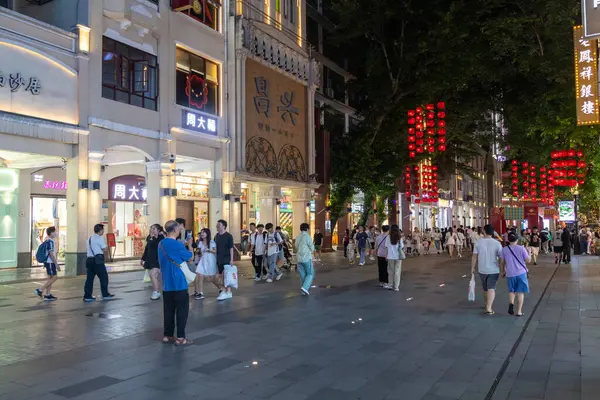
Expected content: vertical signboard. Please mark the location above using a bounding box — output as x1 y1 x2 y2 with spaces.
574 26 600 125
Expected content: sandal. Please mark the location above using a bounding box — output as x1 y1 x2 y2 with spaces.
484 310 495 315
162 336 174 344
175 338 194 346
516 313 525 317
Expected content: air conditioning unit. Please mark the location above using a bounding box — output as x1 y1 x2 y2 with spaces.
326 87 335 98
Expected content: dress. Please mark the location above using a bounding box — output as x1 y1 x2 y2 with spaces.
446 233 456 246
196 240 217 276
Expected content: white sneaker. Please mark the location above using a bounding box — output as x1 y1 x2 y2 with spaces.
226 291 233 299
301 287 310 296
261 275 268 280
150 291 161 300
275 273 283 281
394 288 400 292
266 278 273 283
217 292 229 301
254 276 261 282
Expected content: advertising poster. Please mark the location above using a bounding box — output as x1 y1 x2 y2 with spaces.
558 201 575 222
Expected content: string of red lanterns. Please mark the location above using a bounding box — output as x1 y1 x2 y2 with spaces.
408 102 446 159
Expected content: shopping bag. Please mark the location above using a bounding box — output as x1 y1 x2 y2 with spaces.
224 265 239 289
468 274 476 302
143 269 151 283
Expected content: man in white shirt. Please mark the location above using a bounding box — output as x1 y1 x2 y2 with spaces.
250 224 267 281
265 223 283 283
83 224 114 302
471 224 503 315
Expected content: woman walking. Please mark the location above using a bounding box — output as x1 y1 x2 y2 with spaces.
192 228 219 300
385 225 404 291
446 227 455 258
433 228 442 254
500 231 530 317
295 223 315 295
141 224 164 300
456 229 465 258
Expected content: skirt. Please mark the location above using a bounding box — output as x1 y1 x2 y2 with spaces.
507 273 529 293
196 254 218 276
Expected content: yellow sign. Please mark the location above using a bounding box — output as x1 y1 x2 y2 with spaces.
574 25 600 125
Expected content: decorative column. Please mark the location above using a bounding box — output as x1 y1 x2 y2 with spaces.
209 157 224 233
291 188 312 239
146 161 173 226
259 185 280 225
65 138 89 276
87 153 102 231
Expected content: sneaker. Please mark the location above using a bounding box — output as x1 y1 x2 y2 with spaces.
35 288 43 299
217 292 229 301
369 256 375 261
508 303 515 315
226 291 233 299
151 291 161 300
44 294 57 301
102 294 116 300
383 284 391 289
194 292 205 300
191 292 198 297
301 287 310 296
83 297 96 302
261 274 268 280
394 288 400 292
275 273 283 281
266 278 273 283
254 276 262 282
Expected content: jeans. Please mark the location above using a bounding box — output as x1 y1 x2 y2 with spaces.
581 241 589 254
359 248 366 264
267 254 280 279
377 256 388 283
163 290 189 338
297 260 314 292
387 259 402 290
253 254 264 278
541 241 549 253
84 257 110 298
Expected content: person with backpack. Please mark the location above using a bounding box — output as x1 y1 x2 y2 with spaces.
540 228 550 254
250 224 267 280
83 224 115 302
355 226 369 266
265 223 283 283
500 231 531 317
35 226 59 301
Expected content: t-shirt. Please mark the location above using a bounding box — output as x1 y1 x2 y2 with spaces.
313 232 323 246
266 232 281 256
356 232 368 249
529 233 540 247
215 231 234 265
158 238 193 292
87 234 107 257
384 236 403 260
375 233 388 257
252 231 266 256
501 245 529 277
553 231 563 246
44 239 56 264
473 237 503 275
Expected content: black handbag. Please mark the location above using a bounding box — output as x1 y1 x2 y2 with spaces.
89 238 105 265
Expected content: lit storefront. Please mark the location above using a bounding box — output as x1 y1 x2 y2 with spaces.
106 175 148 259
176 175 210 234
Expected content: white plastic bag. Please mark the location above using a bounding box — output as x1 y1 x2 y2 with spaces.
224 265 239 289
468 274 476 302
143 269 151 283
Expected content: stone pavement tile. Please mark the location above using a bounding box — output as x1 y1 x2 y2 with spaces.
274 364 319 381
507 380 546 398
428 380 470 399
52 376 122 398
384 381 434 400
105 361 160 380
242 377 294 399
544 391 580 400
460 390 489 400
108 386 169 400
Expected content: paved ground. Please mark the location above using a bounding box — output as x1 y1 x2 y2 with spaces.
0 250 594 399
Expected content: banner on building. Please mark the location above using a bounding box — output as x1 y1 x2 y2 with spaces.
574 25 600 125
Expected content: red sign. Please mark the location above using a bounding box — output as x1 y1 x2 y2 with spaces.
106 233 116 248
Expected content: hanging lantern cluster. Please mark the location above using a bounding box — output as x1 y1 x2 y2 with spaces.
420 164 439 203
510 161 555 205
404 166 421 203
550 150 586 187
408 102 447 159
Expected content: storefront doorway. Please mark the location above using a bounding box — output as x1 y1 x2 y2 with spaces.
31 197 67 265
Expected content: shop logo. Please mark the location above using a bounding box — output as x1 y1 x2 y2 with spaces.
182 110 218 135
0 72 41 95
185 74 208 110
113 184 147 201
44 180 67 190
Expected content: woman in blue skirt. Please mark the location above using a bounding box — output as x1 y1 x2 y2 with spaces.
500 231 531 317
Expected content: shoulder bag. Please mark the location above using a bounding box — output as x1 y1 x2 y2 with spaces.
506 245 529 277
158 242 196 285
89 237 105 265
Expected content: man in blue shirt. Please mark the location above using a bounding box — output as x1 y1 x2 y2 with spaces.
158 220 193 345
355 226 369 266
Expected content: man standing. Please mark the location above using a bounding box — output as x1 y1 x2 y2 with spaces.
561 227 572 264
540 228 550 254
295 223 315 295
84 224 115 302
471 224 503 315
35 226 59 301
375 225 389 287
529 227 540 265
355 226 369 266
313 227 324 261
248 222 257 276
265 223 283 283
215 219 234 301
250 224 267 281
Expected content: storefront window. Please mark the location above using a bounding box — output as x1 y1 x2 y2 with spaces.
112 202 147 258
176 47 220 116
31 198 67 264
102 37 158 111
177 0 220 31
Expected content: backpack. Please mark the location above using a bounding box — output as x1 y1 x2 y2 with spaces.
35 240 50 263
540 231 548 241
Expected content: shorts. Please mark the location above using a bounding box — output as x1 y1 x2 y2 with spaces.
45 263 57 276
314 244 322 251
370 242 375 250
553 246 563 253
507 273 529 293
479 273 499 291
530 247 540 256
217 263 226 274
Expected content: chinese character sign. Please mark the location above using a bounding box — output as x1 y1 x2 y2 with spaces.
574 26 600 125
182 110 218 135
108 175 147 202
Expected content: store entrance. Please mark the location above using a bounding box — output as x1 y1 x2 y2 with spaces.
31 196 67 265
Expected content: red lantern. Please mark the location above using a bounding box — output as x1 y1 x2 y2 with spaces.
437 102 445 109
437 128 446 135
438 145 447 151
408 110 416 117
408 118 416 125
416 106 423 113
426 104 435 110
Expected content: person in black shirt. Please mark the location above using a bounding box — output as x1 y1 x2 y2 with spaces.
529 227 540 265
313 228 324 261
215 219 234 301
141 224 164 300
561 228 572 264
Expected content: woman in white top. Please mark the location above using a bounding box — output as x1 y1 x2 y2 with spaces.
446 228 456 257
456 229 465 258
193 228 219 300
385 225 404 291
433 229 442 254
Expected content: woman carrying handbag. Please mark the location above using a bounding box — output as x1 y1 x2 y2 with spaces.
385 225 405 291
500 231 531 317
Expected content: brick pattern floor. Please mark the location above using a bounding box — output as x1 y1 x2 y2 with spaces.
0 250 591 400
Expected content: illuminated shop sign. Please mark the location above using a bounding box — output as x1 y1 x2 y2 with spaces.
108 175 147 202
574 25 600 125
182 110 218 135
